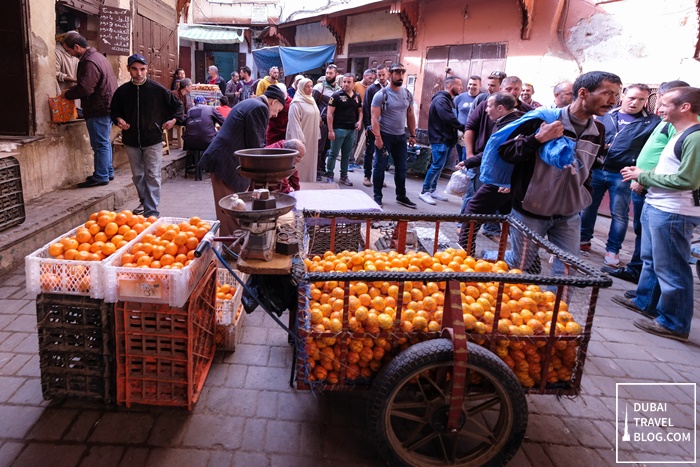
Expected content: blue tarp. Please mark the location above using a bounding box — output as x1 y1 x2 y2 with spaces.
252 45 336 76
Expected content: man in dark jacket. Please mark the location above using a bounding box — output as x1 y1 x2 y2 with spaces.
579 84 660 267
183 96 225 151
361 65 388 186
487 71 621 274
198 85 286 236
62 33 117 188
419 76 463 205
110 54 183 217
208 66 226 95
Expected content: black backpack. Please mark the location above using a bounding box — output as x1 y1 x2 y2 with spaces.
670 123 700 206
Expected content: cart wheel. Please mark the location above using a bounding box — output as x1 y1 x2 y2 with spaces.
368 339 528 467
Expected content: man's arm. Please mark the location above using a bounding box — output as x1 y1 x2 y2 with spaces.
371 106 383 149
327 105 336 141
64 61 99 100
163 89 184 130
356 97 363 130
627 136 700 191
245 106 269 148
498 119 558 164
406 104 416 146
436 96 462 129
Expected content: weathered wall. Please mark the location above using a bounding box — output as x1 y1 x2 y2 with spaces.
565 0 700 85
342 11 403 56
294 21 336 47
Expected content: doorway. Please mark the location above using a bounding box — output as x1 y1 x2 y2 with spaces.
0 0 30 135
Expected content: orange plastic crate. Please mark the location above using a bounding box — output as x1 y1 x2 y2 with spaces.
115 261 217 409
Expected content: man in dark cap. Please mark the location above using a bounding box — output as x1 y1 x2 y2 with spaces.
198 85 286 235
110 54 184 217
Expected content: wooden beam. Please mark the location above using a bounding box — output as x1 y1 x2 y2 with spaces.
518 0 535 40
390 0 418 51
321 15 346 54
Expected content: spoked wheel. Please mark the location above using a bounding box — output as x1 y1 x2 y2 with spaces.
368 339 528 467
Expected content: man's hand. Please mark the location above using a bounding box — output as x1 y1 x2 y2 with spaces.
116 118 130 131
534 121 564 144
631 180 645 194
374 135 384 150
621 166 642 182
456 161 465 169
408 136 416 147
162 118 176 131
497 187 511 194
328 129 335 141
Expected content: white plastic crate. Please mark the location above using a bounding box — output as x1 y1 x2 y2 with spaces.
25 225 141 299
103 217 218 307
215 267 247 325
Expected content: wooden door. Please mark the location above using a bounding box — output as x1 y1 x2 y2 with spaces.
1 0 30 135
179 45 192 78
418 46 448 128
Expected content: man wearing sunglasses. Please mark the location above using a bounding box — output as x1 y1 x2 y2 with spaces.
370 63 418 208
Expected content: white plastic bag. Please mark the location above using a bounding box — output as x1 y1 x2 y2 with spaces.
445 168 469 196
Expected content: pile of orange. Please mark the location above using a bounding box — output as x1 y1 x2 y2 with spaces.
47 210 156 262
303 248 584 387
216 282 236 301
119 217 211 269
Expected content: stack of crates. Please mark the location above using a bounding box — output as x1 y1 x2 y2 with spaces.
0 156 25 232
215 267 247 352
114 261 217 410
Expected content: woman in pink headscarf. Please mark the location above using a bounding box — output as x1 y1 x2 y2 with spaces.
286 78 320 183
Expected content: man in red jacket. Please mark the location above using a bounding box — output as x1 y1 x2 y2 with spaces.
62 33 117 188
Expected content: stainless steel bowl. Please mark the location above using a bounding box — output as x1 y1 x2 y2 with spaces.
235 148 298 172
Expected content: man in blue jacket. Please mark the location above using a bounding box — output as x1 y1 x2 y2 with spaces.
419 76 463 205
579 84 660 267
110 54 184 217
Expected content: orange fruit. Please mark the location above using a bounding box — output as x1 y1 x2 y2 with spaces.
64 249 79 260
94 232 108 243
146 215 158 224
160 254 175 266
96 215 110 227
75 230 92 244
161 229 177 241
132 223 145 234
185 237 199 251
140 243 154 255
173 232 188 247
76 250 91 261
189 216 202 226
474 260 492 272
175 254 188 264
104 222 119 237
152 245 165 260
77 242 91 252
122 253 134 265
48 243 64 257
136 255 152 267
101 242 116 256
149 260 162 269
89 241 104 253
123 230 137 241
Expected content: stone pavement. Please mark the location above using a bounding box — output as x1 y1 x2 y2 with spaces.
0 165 699 466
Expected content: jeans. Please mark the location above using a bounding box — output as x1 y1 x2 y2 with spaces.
373 132 407 202
456 144 466 163
124 143 163 217
317 123 329 176
628 190 646 275
580 169 632 253
364 129 375 179
486 209 581 276
634 204 700 335
85 115 114 182
326 128 355 178
422 144 454 193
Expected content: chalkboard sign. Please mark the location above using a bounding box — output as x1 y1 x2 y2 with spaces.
99 6 130 55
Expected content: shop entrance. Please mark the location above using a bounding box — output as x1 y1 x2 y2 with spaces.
1 0 30 135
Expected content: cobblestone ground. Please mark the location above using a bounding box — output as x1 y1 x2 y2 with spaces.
1 170 698 466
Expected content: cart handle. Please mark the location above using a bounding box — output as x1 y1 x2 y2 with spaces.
194 222 220 258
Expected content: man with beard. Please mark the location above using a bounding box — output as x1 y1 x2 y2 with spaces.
361 65 389 186
419 76 463 205
371 63 417 208
313 64 341 180
255 66 280 96
325 74 363 185
520 83 541 108
453 75 484 162
486 71 621 273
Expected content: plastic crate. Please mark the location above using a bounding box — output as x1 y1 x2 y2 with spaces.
103 217 217 307
295 210 612 396
215 267 247 352
306 222 365 256
0 156 24 233
36 294 114 402
114 261 217 409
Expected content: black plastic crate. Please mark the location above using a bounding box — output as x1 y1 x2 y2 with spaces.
36 294 114 403
0 156 25 232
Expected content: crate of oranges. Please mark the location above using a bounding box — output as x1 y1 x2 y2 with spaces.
25 210 157 298
214 266 247 351
103 217 218 307
294 210 612 396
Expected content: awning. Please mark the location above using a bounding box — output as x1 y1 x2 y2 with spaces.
178 24 245 44
252 45 336 76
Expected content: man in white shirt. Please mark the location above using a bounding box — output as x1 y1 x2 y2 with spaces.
619 86 700 342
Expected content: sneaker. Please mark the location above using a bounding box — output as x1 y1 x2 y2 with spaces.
347 166 354 173
316 174 322 182
374 197 383 208
363 178 372 187
624 289 637 299
580 241 591 252
324 175 334 183
430 191 448 202
611 295 657 320
383 181 387 188
419 192 437 205
601 265 639 284
133 203 145 215
396 196 417 209
604 252 620 267
338 176 353 186
633 318 689 342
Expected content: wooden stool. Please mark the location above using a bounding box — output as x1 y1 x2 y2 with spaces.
162 129 170 156
174 125 185 149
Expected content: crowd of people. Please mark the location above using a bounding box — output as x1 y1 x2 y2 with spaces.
56 30 699 342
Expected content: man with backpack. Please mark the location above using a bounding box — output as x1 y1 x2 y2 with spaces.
618 86 700 342
236 66 257 102
371 63 418 208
